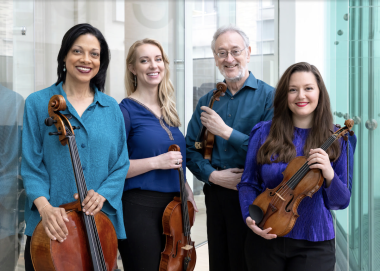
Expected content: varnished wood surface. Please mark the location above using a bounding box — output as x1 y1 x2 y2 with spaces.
253 156 324 237
31 200 118 271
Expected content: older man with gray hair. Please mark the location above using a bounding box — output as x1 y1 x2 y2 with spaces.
186 25 275 270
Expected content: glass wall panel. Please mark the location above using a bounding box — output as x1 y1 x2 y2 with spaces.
327 1 380 270
0 1 34 270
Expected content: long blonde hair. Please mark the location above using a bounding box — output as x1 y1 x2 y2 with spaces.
125 38 181 127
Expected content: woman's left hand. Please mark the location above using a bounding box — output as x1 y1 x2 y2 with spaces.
74 189 106 216
307 148 334 183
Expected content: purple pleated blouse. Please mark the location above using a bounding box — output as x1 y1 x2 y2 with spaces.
237 120 355 242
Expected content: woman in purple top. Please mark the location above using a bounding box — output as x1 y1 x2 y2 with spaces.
238 62 355 271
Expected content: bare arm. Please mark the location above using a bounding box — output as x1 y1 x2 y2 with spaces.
126 151 183 178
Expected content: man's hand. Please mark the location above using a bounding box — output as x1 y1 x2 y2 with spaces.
200 106 233 140
208 168 244 190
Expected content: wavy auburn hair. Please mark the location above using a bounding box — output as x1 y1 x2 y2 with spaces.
257 62 341 164
125 38 181 127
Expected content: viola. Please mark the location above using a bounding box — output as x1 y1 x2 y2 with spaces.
195 82 227 160
249 119 354 237
159 144 196 271
30 95 117 271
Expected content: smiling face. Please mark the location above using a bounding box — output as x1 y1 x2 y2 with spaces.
287 71 320 127
129 43 165 89
213 31 251 82
64 34 100 85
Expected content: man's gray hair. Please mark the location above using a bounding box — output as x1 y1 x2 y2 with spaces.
211 25 250 52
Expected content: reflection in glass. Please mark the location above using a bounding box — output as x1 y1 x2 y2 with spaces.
0 83 25 271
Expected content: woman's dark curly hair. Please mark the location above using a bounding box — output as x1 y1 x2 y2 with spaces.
55 23 110 92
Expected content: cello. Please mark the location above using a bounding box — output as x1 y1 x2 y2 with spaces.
249 119 354 237
30 95 118 271
159 144 196 271
195 82 227 160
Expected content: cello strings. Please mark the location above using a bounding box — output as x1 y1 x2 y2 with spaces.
69 137 101 270
68 135 105 270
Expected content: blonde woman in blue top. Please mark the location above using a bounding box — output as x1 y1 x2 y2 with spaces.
118 38 197 270
21 24 129 271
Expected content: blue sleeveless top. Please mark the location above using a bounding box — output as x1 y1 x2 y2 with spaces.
119 97 186 192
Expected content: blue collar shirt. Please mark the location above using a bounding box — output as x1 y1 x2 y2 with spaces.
186 72 274 184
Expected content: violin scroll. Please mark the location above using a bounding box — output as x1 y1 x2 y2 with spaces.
168 144 180 152
213 82 227 101
334 119 354 141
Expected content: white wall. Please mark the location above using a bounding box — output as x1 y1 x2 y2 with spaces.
279 0 326 78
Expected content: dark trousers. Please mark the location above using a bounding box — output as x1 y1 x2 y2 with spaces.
24 236 35 271
203 183 248 271
118 189 179 271
245 229 336 271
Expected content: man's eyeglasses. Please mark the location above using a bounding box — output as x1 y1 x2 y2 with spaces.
215 47 246 59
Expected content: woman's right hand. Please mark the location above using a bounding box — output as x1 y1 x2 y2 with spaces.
39 204 69 242
154 151 183 170
246 217 277 240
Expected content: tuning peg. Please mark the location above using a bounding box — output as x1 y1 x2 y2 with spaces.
48 132 62 136
44 117 57 126
343 135 348 141
349 131 354 136
72 126 80 130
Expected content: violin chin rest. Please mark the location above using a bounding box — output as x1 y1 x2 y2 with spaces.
249 204 263 224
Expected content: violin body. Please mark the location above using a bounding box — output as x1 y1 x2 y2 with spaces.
202 130 215 161
160 197 196 271
195 82 227 161
31 199 118 271
252 157 323 237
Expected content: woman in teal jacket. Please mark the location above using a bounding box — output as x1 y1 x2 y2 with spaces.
21 24 129 270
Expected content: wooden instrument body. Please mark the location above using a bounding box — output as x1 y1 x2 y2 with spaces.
253 156 324 237
202 130 215 161
160 196 196 271
31 199 118 271
196 82 227 161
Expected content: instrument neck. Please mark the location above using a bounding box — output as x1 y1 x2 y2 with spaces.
67 135 107 271
67 136 88 203
287 134 337 189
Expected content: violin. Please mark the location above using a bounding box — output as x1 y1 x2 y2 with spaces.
159 144 196 271
195 82 227 160
249 119 354 237
30 95 118 271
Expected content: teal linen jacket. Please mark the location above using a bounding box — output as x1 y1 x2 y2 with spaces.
21 82 129 239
